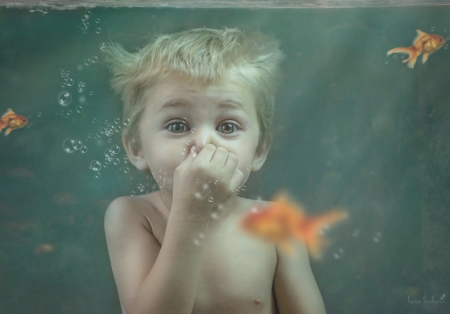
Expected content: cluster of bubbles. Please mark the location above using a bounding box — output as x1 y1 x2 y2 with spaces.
78 82 86 93
87 119 124 143
79 11 92 34
153 168 173 190
129 182 157 196
60 68 75 89
89 144 123 178
84 56 98 66
63 138 88 154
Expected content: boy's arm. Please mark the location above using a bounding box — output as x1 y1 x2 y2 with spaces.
105 196 209 314
273 241 327 314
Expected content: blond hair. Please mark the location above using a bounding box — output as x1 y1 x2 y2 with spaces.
103 27 283 151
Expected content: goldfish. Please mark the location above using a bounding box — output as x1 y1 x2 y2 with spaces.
387 30 445 69
0 108 28 136
240 193 348 259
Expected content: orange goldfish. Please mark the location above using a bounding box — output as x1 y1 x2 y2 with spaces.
0 108 28 136
387 30 445 69
240 193 348 259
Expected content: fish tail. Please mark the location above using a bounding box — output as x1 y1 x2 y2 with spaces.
298 210 348 260
387 46 419 69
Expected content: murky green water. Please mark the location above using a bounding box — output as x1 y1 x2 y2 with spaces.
0 4 449 314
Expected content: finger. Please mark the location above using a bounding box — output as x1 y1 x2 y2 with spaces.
230 168 245 192
174 145 197 172
210 147 229 167
223 152 238 177
195 144 216 163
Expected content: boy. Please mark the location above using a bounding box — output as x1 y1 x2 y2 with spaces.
103 28 326 314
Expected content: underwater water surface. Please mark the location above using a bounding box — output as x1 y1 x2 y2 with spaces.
0 3 450 314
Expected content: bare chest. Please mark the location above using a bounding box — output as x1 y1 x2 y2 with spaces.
192 225 278 314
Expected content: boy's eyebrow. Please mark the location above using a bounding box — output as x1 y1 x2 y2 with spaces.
157 99 249 113
218 100 248 113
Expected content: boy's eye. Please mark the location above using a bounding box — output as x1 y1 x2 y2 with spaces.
168 122 188 133
219 123 236 134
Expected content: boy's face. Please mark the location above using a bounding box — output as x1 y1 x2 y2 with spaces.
126 74 269 197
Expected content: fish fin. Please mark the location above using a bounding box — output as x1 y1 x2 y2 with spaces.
387 47 415 57
413 30 427 44
5 128 12 136
422 52 429 64
1 108 14 119
407 57 417 69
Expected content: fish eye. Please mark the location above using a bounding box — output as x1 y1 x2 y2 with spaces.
168 122 188 133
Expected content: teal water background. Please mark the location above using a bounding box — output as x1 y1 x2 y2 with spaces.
0 5 449 314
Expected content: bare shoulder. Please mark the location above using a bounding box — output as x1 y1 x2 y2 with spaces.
105 192 168 243
104 195 153 234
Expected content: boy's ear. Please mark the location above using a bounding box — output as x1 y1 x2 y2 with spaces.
122 134 149 170
251 139 271 172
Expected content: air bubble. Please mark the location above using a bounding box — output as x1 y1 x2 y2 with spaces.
137 183 145 192
208 196 214 203
72 140 83 150
123 118 130 126
95 18 100 23
246 165 252 172
91 56 98 63
57 91 72 106
91 118 97 123
84 58 91 66
111 145 120 154
99 42 106 50
95 27 102 34
113 158 120 165
115 125 122 132
76 106 83 113
90 160 102 171
191 128 196 133
124 167 130 173
37 112 42 118
82 11 92 19
211 212 218 219
63 138 75 153
81 146 88 153
130 191 136 196
181 148 187 155
95 172 101 178
66 78 74 86
114 118 120 124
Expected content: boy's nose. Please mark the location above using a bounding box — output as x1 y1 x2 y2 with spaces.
192 128 216 153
